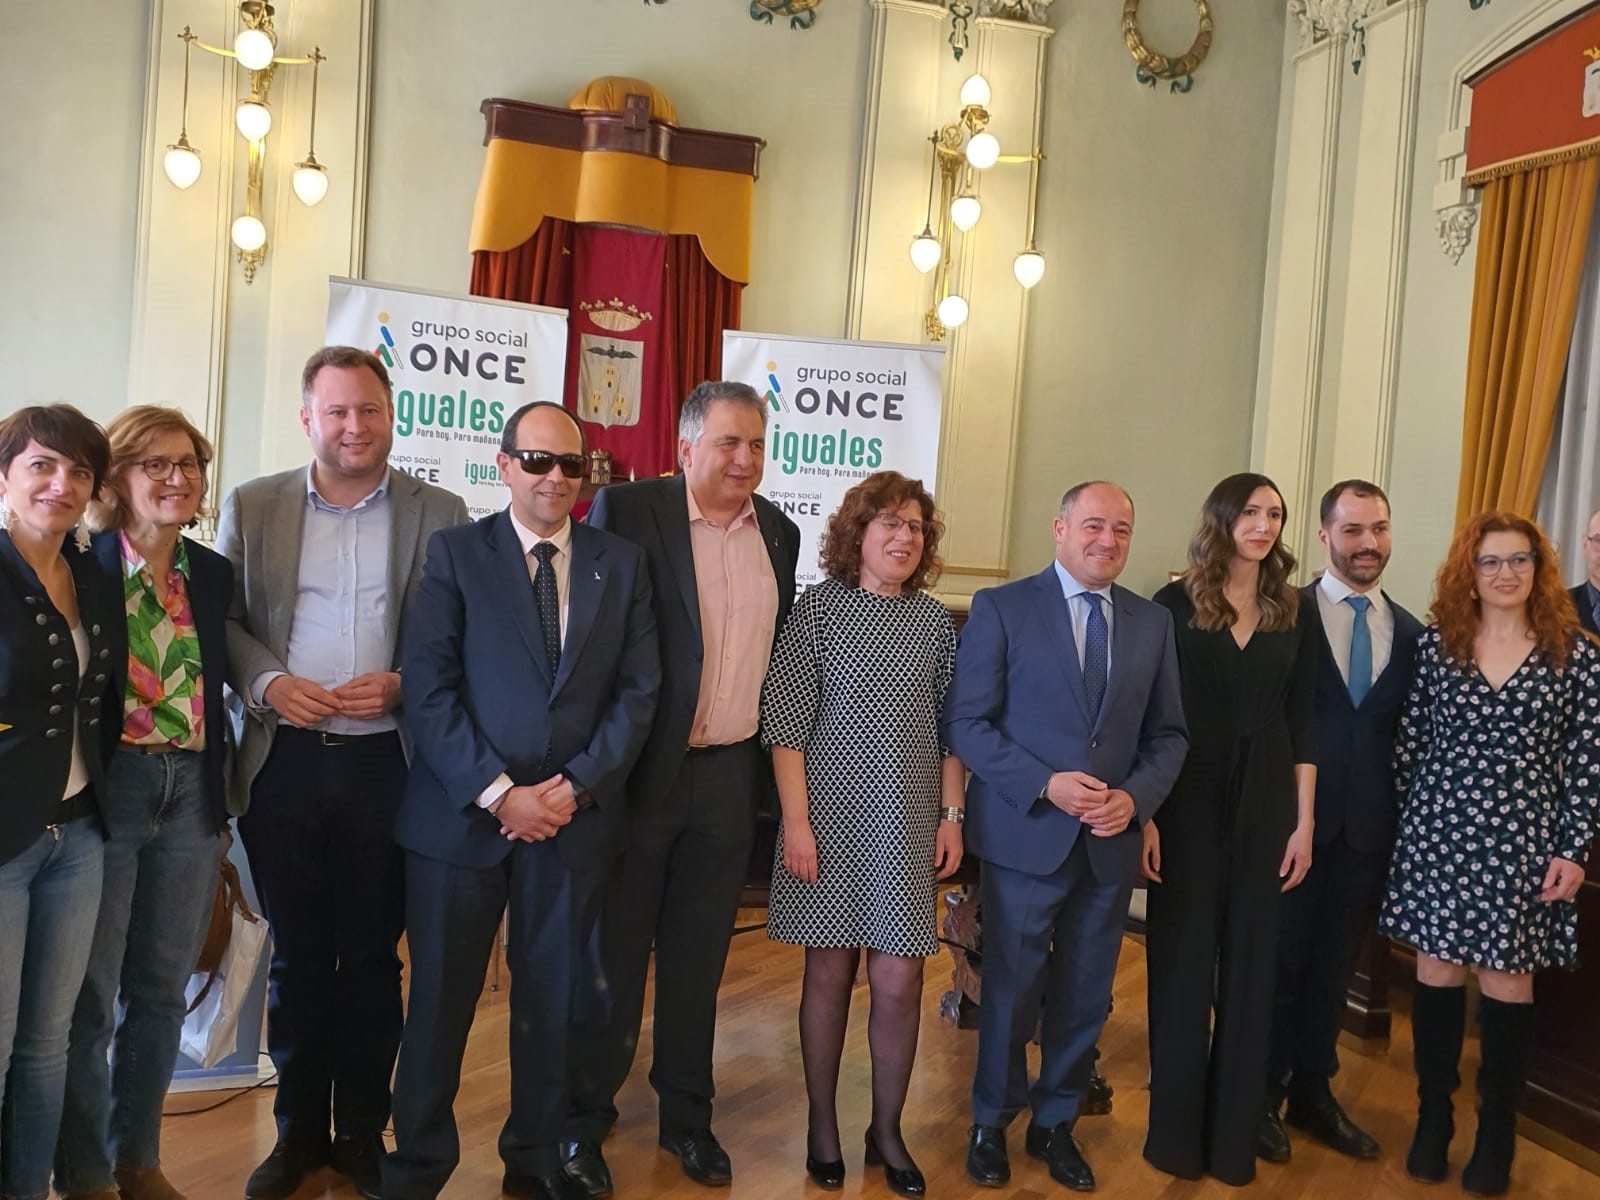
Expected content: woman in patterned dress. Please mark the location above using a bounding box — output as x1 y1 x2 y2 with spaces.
1380 511 1599 1196
56 407 234 1200
761 471 964 1198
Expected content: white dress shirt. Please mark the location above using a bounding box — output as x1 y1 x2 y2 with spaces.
1053 559 1115 675
476 511 573 809
1315 570 1394 688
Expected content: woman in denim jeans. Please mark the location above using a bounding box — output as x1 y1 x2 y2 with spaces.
0 405 121 1200
54 407 233 1200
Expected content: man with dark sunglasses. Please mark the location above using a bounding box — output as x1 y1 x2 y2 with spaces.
383 400 660 1200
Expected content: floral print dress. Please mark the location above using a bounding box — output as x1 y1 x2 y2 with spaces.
1378 627 1600 972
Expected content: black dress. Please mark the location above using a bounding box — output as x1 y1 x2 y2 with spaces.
1144 581 1318 1185
1379 627 1600 972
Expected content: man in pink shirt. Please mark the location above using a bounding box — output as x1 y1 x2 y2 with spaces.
566 381 800 1196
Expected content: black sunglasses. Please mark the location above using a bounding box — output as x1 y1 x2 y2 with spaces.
506 449 586 478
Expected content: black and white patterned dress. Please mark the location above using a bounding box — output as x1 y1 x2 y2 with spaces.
759 579 957 956
1378 627 1600 972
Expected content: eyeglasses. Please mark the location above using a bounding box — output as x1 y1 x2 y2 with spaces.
135 455 205 480
506 449 586 479
1474 552 1537 575
874 513 927 538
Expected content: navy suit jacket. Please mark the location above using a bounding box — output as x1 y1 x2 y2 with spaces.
944 566 1189 881
1570 583 1599 636
394 510 660 871
1301 580 1423 854
91 530 233 835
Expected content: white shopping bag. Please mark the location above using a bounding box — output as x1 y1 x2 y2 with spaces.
179 877 268 1068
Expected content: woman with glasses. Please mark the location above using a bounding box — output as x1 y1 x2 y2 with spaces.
0 405 121 1200
1380 511 1599 1196
761 471 964 1198
55 407 233 1200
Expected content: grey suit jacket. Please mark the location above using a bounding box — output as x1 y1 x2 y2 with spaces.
215 464 469 815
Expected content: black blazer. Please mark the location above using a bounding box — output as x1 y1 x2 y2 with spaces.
585 475 801 799
1569 583 1599 636
1301 580 1424 854
91 530 234 835
0 530 124 864
395 512 661 871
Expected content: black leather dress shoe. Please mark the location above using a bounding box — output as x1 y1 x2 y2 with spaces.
244 1136 330 1200
504 1171 592 1200
1025 1123 1096 1192
331 1133 384 1200
659 1129 733 1187
1082 1068 1115 1116
1287 1095 1381 1159
560 1140 614 1199
1256 1109 1292 1163
966 1124 1011 1188
864 1129 925 1198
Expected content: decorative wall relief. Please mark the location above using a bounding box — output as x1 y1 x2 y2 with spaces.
1436 205 1480 265
750 0 821 28
1122 0 1214 93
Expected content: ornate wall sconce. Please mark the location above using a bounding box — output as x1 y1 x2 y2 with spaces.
908 73 1044 340
160 2 327 283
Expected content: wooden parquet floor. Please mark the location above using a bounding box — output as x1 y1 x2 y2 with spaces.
154 913 1597 1199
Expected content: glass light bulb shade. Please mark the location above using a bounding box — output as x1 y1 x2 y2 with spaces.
949 193 982 232
965 131 1000 170
230 214 267 253
234 27 276 71
936 294 969 329
292 162 329 206
958 74 992 108
908 232 941 274
163 144 202 189
235 99 272 142
1012 249 1046 289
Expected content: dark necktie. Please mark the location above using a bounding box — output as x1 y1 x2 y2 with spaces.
531 541 561 676
1082 592 1108 719
1345 593 1372 706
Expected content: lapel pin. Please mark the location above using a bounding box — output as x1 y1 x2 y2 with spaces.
593 571 601 581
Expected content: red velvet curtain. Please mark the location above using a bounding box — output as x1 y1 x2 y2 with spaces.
471 220 744 429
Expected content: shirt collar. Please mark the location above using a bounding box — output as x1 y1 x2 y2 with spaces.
1052 559 1114 604
306 464 390 512
508 510 572 558
1586 581 1600 607
119 530 191 580
1318 569 1387 614
686 481 757 530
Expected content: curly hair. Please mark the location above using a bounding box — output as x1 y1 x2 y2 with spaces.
87 405 215 533
1431 511 1584 670
818 470 944 593
1183 472 1300 633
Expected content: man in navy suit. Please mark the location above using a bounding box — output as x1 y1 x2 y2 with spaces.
380 402 660 1200
1261 479 1422 1163
946 481 1188 1192
1567 507 1600 636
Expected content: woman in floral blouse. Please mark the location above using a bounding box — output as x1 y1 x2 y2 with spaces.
56 407 234 1200
1379 511 1599 1197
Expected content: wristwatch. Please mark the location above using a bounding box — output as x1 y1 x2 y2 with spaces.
941 806 966 825
565 773 595 810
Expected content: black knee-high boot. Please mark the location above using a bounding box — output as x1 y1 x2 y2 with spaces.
1461 996 1535 1197
1406 982 1466 1183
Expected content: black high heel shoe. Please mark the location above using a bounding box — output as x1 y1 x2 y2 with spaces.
805 1128 845 1190
865 1128 926 1198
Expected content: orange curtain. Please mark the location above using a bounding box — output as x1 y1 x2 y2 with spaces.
1455 157 1600 523
469 217 574 308
664 233 743 405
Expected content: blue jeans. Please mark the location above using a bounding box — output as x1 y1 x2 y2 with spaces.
0 814 104 1200
55 750 221 1194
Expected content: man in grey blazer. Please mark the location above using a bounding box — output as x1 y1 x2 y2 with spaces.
216 346 468 1200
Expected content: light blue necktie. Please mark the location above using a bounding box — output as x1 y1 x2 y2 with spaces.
1082 592 1108 719
1345 593 1372 706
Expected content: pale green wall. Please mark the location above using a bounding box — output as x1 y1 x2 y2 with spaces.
0 2 150 423
1006 1 1288 594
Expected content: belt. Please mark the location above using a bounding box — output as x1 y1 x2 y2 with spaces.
121 742 183 755
50 787 96 827
684 740 747 757
278 726 399 748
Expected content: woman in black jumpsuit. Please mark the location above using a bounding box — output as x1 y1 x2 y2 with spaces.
1142 473 1318 1185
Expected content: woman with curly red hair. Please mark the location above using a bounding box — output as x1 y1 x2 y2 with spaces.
760 470 964 1197
1380 511 1600 1196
